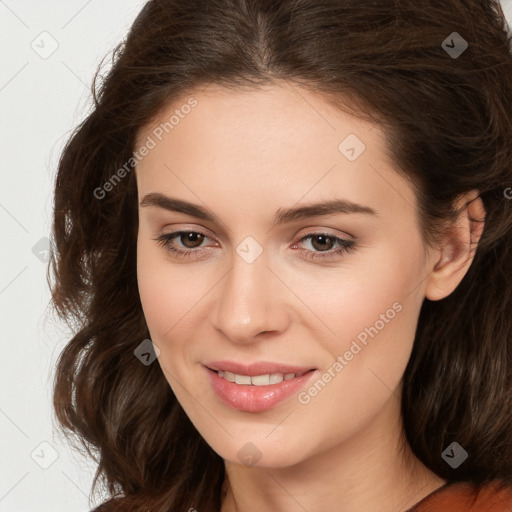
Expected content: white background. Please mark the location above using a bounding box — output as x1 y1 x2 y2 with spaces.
1 1 511 510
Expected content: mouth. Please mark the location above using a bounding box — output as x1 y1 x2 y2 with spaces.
208 368 312 386
203 362 318 412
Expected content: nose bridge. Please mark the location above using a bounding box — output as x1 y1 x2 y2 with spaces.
214 237 288 342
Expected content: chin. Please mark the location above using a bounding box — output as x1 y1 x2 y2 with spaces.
210 435 313 469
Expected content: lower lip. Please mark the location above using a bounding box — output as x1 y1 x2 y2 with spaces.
204 366 317 413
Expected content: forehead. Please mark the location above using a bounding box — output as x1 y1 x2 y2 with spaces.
136 81 375 158
134 82 417 222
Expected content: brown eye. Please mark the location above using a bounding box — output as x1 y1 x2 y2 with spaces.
179 232 206 249
294 232 356 261
308 234 336 252
154 230 212 259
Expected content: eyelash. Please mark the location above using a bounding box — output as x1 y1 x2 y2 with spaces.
154 230 356 261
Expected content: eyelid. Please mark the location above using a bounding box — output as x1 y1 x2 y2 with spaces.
159 224 217 241
294 226 354 241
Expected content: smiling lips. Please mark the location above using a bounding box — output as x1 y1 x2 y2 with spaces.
206 360 312 385
203 361 317 412
216 370 306 385
205 360 315 376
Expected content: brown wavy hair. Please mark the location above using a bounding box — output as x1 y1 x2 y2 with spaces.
49 0 512 510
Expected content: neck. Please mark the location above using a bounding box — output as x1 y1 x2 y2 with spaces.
220 393 445 512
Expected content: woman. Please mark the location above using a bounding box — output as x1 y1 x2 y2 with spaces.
49 0 512 510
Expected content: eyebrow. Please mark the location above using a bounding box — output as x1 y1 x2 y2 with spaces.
139 192 378 225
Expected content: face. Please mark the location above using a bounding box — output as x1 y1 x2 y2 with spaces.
135 82 437 468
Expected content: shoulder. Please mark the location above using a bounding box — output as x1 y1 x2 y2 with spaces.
409 479 512 512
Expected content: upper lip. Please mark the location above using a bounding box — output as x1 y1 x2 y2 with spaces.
204 360 315 376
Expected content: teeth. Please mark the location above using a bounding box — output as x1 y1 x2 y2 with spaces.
217 371 301 386
251 374 270 386
269 373 284 384
235 374 251 385
222 370 235 382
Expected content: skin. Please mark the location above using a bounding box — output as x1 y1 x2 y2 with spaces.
135 81 485 512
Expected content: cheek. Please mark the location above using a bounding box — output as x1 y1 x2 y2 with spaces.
288 274 422 456
331 267 417 350
290 243 423 350
136 237 218 362
299 237 426 398
137 239 190 343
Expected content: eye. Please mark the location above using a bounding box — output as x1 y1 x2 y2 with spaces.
154 231 212 259
293 232 356 261
153 230 356 261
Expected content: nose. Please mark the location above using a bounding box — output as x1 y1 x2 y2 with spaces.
213 247 290 344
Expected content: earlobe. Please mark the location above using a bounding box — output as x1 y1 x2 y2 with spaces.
425 191 486 302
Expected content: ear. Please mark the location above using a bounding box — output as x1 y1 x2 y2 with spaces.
424 190 486 301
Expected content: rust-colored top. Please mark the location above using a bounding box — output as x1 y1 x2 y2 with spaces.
91 480 512 511
406 480 512 512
